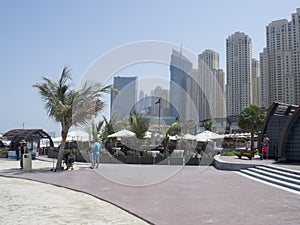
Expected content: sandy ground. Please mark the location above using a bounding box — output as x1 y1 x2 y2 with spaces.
0 159 148 225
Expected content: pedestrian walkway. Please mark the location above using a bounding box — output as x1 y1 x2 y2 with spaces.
0 158 149 225
1 156 300 224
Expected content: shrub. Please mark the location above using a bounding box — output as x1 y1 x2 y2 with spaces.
114 151 125 157
126 150 139 156
221 150 239 156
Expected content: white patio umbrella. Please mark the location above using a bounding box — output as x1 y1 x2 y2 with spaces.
182 133 197 140
107 129 136 138
68 130 90 142
169 135 180 140
196 130 224 142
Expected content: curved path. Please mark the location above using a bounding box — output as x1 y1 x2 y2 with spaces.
1 158 300 224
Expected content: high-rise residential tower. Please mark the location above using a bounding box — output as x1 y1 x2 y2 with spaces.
252 58 261 106
198 49 225 122
110 76 137 121
260 8 300 108
226 32 253 117
151 86 170 117
169 49 193 122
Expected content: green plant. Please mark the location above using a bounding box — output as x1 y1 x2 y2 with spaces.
238 105 265 150
221 150 239 156
114 151 125 157
129 110 150 139
126 150 139 156
143 151 153 157
156 152 164 158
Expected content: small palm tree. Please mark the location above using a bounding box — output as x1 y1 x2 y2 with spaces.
167 121 181 136
238 105 265 150
204 119 217 132
129 110 150 139
34 67 111 170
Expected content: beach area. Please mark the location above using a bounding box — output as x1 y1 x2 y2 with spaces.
0 159 148 225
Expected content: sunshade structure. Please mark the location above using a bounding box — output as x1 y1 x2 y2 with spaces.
196 130 224 142
67 130 90 142
107 129 136 138
3 129 54 149
182 133 197 140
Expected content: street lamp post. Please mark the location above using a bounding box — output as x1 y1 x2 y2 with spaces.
155 97 161 129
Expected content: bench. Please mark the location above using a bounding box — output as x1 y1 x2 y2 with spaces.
235 150 257 160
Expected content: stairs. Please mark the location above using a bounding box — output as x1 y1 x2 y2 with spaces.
239 165 300 193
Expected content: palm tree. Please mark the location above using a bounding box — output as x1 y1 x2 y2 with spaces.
129 110 150 139
91 120 105 141
167 121 181 136
204 119 217 132
34 67 111 170
238 105 265 150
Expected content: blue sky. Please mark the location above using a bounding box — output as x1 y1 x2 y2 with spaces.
0 0 299 136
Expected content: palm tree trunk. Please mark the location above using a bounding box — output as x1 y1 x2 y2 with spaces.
250 132 254 151
56 128 69 170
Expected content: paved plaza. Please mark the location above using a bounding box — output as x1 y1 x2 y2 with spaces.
1 157 300 224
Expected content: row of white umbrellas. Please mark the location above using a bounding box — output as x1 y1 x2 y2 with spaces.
107 129 224 142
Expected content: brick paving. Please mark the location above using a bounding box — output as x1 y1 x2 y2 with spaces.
1 157 300 225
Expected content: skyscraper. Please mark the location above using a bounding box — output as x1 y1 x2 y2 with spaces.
198 49 225 121
151 86 170 117
226 32 253 117
169 49 193 122
110 76 137 121
260 8 300 108
252 58 261 106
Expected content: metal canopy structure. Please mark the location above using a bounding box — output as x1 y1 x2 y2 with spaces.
3 129 54 147
261 102 300 161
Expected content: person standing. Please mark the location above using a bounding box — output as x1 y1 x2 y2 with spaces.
92 139 101 169
19 140 27 169
261 134 270 160
87 142 94 169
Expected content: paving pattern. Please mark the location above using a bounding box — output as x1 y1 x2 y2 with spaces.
1 157 300 225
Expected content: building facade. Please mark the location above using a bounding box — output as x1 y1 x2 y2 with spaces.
169 49 193 122
110 76 137 121
252 58 261 106
198 49 226 122
151 86 170 117
260 8 300 108
226 32 253 117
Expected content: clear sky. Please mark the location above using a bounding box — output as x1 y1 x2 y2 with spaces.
0 0 299 136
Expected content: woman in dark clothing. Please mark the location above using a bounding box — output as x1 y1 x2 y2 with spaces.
19 140 27 169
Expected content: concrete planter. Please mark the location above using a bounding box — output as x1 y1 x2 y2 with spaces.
200 157 214 166
111 156 125 164
155 156 169 165
185 157 200 166
170 157 184 165
125 156 140 164
100 156 111 164
140 156 154 164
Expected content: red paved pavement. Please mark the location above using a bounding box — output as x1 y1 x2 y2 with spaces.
1 163 300 225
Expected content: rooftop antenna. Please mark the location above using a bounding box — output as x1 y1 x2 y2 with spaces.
180 43 182 54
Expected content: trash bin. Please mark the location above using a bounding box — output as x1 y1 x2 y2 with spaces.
23 153 32 170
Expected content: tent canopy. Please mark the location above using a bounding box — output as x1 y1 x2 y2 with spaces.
196 130 224 142
107 129 136 138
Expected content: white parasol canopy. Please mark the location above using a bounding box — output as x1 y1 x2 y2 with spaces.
182 133 197 140
107 129 136 138
196 130 224 142
68 130 90 142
